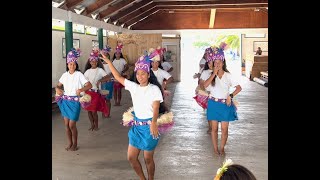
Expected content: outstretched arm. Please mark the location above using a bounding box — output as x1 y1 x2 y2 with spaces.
100 52 125 86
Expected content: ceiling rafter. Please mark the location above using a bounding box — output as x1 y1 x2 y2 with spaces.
65 0 84 10
126 7 160 26
99 0 139 20
154 0 268 6
109 0 153 23
82 0 114 16
118 3 157 25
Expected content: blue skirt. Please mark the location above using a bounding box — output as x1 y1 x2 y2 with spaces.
57 98 81 122
101 81 114 100
207 99 238 122
128 113 160 151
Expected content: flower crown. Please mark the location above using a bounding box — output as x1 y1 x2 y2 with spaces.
89 47 100 61
214 159 233 180
67 48 81 63
116 42 123 53
101 45 112 55
206 42 227 62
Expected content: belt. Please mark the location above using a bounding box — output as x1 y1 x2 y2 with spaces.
208 96 227 103
133 120 152 126
55 95 79 102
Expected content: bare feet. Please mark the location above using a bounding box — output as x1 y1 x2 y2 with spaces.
220 149 225 156
70 145 78 151
94 127 100 131
213 149 220 156
65 144 72 151
207 129 212 134
88 126 94 131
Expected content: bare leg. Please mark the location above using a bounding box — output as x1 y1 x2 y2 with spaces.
128 145 146 180
69 120 78 151
144 150 156 180
113 88 118 106
118 88 122 105
211 120 219 155
92 111 99 131
207 121 212 134
220 122 229 156
64 118 72 150
88 111 94 130
106 100 111 117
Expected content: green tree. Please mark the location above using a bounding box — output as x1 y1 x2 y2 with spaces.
215 35 240 55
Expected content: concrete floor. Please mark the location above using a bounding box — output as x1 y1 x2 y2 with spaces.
52 76 268 180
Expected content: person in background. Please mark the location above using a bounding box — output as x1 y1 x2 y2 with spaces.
112 43 129 106
193 52 207 84
255 47 262 55
158 47 173 73
55 48 92 151
83 48 110 131
100 45 114 118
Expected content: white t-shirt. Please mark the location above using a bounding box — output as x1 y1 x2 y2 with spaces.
200 69 213 91
208 72 239 99
112 58 127 74
59 71 89 96
84 68 107 90
152 68 172 85
103 64 111 75
125 79 163 119
161 62 172 72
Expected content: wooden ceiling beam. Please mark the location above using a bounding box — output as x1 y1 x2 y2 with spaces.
118 3 157 25
126 7 160 26
99 0 139 19
154 0 268 6
65 0 84 10
109 0 153 23
157 4 268 10
83 0 114 16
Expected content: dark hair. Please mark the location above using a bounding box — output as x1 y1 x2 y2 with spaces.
204 61 214 70
219 164 257 180
151 60 164 70
211 59 229 86
66 62 80 72
131 70 166 114
84 59 105 72
112 52 125 61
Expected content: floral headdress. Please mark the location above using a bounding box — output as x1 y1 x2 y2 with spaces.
101 45 112 56
67 48 81 63
214 159 233 180
148 48 161 62
134 55 152 73
156 46 166 56
115 42 123 53
88 47 100 61
206 42 228 62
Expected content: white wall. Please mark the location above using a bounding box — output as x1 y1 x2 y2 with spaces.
52 30 107 87
241 33 268 60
